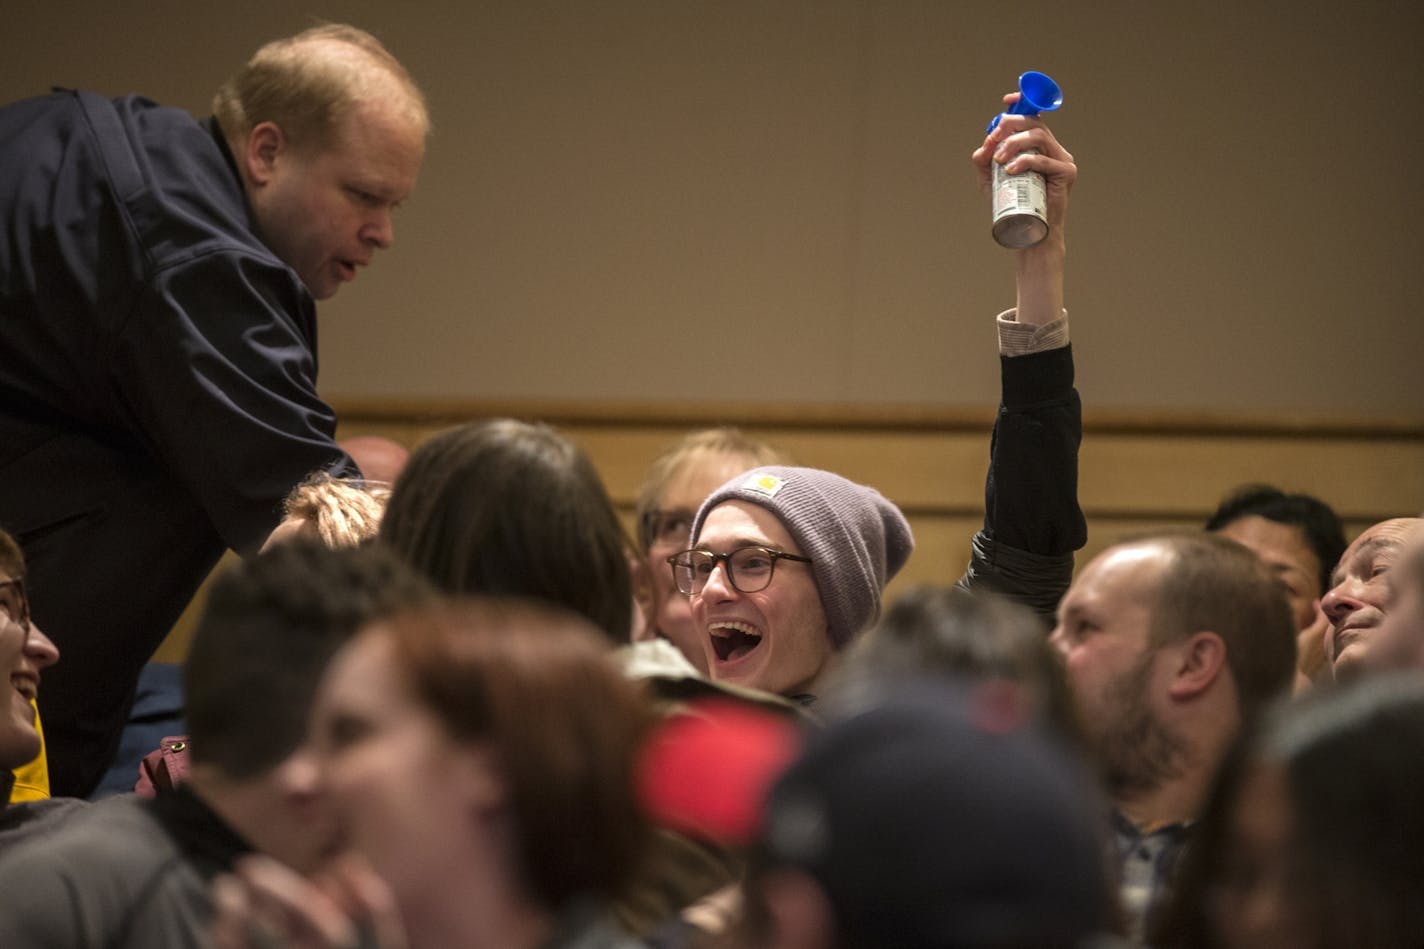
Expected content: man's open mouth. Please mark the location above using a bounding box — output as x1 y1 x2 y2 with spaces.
709 621 763 663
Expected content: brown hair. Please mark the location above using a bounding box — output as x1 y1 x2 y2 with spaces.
187 542 432 779
384 598 654 909
836 585 1084 748
379 419 634 643
634 427 789 550
0 527 24 578
212 23 429 151
1144 533 1296 721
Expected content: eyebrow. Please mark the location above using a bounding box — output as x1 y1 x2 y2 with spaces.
1267 561 1310 581
348 180 406 204
1332 536 1403 587
697 536 778 551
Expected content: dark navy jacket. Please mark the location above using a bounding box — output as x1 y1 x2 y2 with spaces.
0 89 355 551
0 89 356 796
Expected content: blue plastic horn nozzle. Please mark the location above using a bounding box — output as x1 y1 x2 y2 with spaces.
986 71 1063 133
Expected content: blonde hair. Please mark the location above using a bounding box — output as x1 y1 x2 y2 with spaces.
212 23 429 150
282 471 391 549
634 427 790 549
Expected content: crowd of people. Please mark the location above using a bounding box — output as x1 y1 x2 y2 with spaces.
1 20 1421 949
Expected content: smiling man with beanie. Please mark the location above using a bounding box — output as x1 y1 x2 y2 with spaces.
671 466 914 701
666 92 1086 704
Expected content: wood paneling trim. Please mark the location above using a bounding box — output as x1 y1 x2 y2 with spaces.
331 398 1424 440
333 401 1424 568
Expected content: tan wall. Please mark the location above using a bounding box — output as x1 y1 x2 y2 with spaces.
3 1 1422 420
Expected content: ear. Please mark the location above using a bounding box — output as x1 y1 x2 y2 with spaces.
1166 631 1228 700
758 868 838 949
242 121 287 187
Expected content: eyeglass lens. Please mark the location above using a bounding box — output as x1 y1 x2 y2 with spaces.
647 510 695 549
673 547 781 595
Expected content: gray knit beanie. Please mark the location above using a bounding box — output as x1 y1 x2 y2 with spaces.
691 466 914 649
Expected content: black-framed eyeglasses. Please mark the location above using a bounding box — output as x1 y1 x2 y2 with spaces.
0 578 30 632
640 508 697 551
667 546 813 596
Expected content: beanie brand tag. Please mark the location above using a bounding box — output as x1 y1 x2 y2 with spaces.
742 473 787 498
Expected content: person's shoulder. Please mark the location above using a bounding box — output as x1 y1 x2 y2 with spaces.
32 88 194 134
104 96 290 275
0 793 91 847
0 794 209 945
109 92 207 137
0 793 163 875
553 912 654 949
40 89 233 210
103 93 225 172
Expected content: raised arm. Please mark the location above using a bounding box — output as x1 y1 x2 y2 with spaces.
957 96 1086 621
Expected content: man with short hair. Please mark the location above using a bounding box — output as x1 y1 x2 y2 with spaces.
0 542 431 946
0 24 430 796
678 466 916 701
1205 484 1346 687
1048 532 1297 942
1321 516 1424 680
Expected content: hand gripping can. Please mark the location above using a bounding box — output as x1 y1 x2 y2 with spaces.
986 71 1062 249
992 157 1049 249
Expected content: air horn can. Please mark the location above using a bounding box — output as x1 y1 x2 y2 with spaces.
988 71 1063 249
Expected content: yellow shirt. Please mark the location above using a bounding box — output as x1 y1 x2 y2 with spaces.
8 699 49 802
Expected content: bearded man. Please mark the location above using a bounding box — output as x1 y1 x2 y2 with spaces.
1048 532 1296 942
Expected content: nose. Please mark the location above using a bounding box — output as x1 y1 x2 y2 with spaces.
23 622 59 670
277 744 325 800
362 210 394 250
699 560 739 601
1046 623 1069 658
1321 579 1361 627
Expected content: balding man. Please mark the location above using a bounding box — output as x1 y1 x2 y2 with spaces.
0 24 430 796
1322 516 1424 680
1049 532 1296 942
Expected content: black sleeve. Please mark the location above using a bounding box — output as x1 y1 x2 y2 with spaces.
956 344 1085 621
109 251 359 556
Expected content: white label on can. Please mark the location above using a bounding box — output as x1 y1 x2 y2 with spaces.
991 149 1047 226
